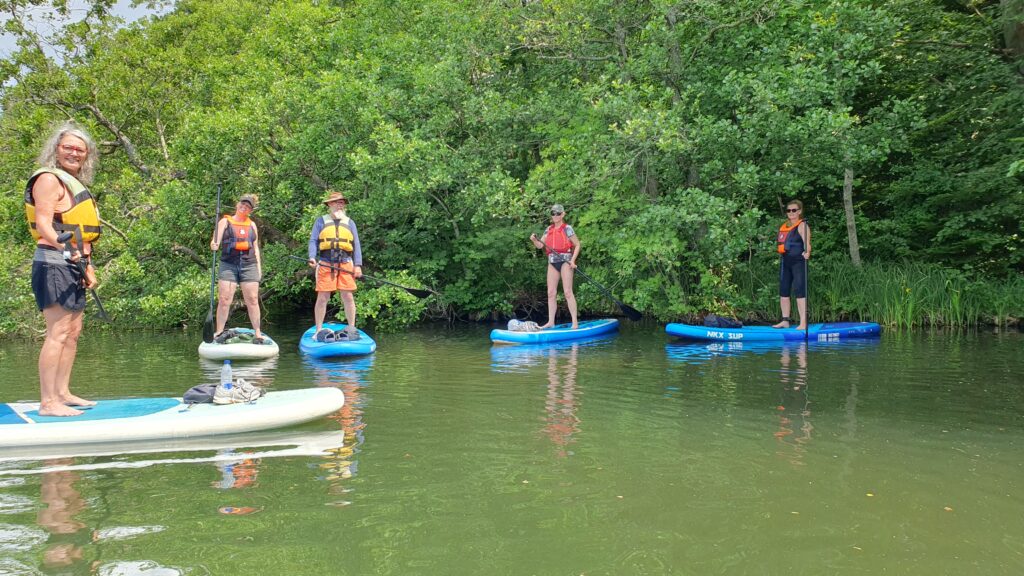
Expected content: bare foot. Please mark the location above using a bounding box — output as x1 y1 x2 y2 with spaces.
571 324 579 329
538 323 553 329
60 394 96 407
772 321 790 328
795 325 808 331
39 403 83 417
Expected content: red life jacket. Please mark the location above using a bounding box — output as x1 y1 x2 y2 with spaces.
545 223 572 255
776 219 803 254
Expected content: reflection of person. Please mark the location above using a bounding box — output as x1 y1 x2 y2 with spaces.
773 200 811 330
529 204 581 329
38 465 88 568
213 451 261 489
774 345 812 465
26 122 101 416
543 344 580 457
308 191 363 341
210 194 264 342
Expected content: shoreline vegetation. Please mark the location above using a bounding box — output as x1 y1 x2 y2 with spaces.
1 1 1021 339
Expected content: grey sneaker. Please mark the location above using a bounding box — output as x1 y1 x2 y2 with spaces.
213 378 264 405
344 326 360 340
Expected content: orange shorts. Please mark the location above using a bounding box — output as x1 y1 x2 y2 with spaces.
315 261 357 292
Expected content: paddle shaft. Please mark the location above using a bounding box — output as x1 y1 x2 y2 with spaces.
55 232 109 321
532 230 642 321
202 183 222 343
288 255 432 298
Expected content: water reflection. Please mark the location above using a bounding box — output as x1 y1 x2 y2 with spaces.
304 355 374 502
489 335 614 373
38 464 88 569
773 344 812 465
665 337 881 364
197 356 279 390
543 344 580 458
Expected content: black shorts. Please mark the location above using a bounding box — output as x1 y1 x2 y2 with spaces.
219 258 261 284
779 257 807 298
32 255 86 312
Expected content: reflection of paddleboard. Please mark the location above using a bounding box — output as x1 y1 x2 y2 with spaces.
198 327 280 360
299 323 377 358
0 388 344 449
0 430 345 470
490 318 619 344
665 322 881 342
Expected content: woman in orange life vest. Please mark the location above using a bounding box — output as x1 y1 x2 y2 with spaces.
530 204 581 329
209 194 264 343
25 122 101 417
773 200 811 330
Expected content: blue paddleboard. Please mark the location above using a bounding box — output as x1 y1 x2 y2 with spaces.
299 322 377 358
665 321 881 342
490 318 619 344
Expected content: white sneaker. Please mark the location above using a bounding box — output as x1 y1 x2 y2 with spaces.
213 378 264 405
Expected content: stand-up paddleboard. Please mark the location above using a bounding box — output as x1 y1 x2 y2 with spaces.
0 387 344 448
665 321 881 342
198 327 280 360
299 322 377 358
490 318 619 344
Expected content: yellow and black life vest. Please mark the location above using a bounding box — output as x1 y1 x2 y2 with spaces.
24 168 102 247
318 214 354 255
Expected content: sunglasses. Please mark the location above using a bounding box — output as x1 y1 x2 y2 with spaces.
59 144 87 155
786 208 800 213
551 211 563 216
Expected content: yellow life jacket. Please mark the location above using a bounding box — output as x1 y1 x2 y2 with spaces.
318 214 354 254
24 168 102 247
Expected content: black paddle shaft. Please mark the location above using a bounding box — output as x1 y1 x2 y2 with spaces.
288 255 433 299
55 232 109 321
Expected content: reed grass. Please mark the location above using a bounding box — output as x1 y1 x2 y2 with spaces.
735 256 1022 328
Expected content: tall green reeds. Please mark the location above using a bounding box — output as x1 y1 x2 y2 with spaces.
735 257 1022 328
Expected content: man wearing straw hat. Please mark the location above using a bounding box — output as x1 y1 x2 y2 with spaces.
307 191 363 341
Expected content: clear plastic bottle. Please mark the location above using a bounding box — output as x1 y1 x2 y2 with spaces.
220 360 233 389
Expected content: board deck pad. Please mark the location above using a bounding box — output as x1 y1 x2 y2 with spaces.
16 398 181 424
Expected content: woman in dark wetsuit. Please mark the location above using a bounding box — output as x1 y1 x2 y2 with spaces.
529 204 581 329
773 200 811 330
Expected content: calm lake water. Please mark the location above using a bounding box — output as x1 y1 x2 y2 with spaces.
0 320 1022 575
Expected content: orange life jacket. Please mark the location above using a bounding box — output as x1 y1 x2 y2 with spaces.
777 219 803 255
221 215 255 256
545 223 572 255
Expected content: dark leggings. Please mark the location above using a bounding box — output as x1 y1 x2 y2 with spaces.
779 257 807 298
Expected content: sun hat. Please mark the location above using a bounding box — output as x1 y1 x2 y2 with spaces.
323 191 348 205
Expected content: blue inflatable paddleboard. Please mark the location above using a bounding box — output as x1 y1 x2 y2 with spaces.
665 321 881 342
299 322 377 358
490 318 619 344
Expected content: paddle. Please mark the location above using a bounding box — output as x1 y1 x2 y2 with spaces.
288 255 433 299
804 252 810 342
533 232 643 322
202 182 222 343
55 232 109 321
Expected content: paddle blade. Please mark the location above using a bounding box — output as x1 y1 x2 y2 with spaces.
202 310 215 343
620 302 643 322
404 286 433 299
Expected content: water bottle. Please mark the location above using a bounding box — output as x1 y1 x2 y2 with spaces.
220 360 233 389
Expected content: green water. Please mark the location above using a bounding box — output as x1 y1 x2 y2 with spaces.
1 323 1022 575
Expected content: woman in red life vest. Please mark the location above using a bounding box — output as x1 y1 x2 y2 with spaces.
530 204 581 329
209 194 264 343
773 200 811 330
26 122 100 417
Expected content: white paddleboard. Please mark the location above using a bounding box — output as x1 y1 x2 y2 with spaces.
0 387 344 448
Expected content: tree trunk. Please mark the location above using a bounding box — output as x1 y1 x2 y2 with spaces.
1003 0 1024 61
842 167 862 267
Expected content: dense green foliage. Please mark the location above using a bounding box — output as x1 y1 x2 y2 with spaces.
0 0 1021 336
